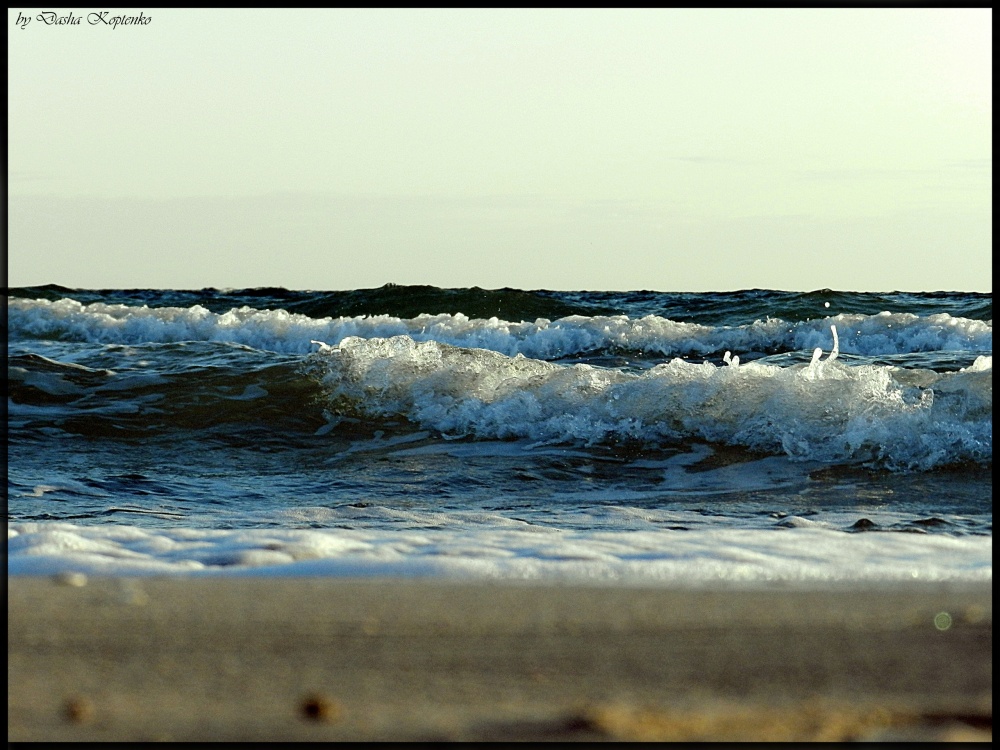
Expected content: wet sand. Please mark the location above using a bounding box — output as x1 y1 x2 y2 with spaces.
7 577 992 741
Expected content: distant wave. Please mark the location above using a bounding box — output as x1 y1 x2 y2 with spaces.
8 297 992 359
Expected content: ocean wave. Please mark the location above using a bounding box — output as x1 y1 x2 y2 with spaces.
8 297 992 360
306 337 992 470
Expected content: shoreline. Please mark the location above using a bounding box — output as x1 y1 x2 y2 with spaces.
8 577 992 741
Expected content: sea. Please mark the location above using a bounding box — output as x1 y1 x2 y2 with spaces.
7 285 992 585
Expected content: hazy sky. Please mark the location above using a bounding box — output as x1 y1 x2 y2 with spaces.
7 8 992 291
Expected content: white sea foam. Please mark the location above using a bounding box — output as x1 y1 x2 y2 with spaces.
6 522 991 583
8 298 992 357
307 336 991 469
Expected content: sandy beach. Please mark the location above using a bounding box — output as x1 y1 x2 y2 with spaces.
7 577 991 741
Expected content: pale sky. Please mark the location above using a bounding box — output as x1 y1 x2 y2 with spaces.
7 8 992 291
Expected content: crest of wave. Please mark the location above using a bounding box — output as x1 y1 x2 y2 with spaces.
305 332 991 470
